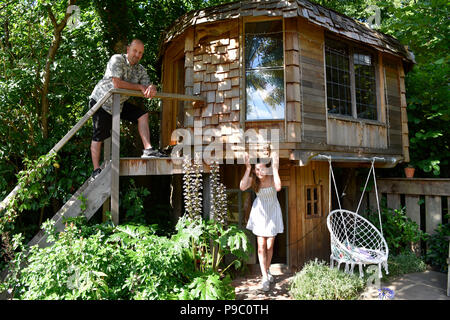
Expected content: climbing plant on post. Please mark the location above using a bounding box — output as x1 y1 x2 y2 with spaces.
209 160 227 225
182 154 203 220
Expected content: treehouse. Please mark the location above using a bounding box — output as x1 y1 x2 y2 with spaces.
158 0 415 270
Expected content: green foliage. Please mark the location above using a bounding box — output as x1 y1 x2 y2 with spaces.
289 259 366 300
179 272 235 300
1 213 249 300
385 251 427 281
119 179 150 224
366 204 425 255
173 216 251 275
425 216 450 273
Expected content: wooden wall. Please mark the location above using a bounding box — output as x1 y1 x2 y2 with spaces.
221 160 330 271
327 117 388 148
384 57 404 155
161 16 409 161
298 18 327 144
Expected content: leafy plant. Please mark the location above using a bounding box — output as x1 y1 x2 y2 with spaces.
366 204 425 255
120 179 150 224
385 251 426 281
179 272 235 300
425 216 450 273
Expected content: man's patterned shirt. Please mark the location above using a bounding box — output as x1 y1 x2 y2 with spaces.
90 54 150 114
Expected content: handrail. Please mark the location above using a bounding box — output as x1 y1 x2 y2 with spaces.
112 88 205 102
0 88 205 211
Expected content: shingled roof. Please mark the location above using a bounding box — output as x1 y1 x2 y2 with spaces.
161 0 415 66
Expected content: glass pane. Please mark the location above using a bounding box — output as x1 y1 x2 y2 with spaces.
325 38 352 116
245 21 283 69
246 69 285 120
354 51 377 120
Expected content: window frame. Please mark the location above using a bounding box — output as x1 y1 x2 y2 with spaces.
243 18 286 122
324 33 382 124
304 184 323 219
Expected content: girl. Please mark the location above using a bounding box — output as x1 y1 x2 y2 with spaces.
240 152 283 292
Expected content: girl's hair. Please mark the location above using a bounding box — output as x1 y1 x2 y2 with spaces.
250 160 271 193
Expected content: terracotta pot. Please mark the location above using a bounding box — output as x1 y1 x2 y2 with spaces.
404 167 415 178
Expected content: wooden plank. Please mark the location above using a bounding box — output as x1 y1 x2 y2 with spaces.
28 162 112 248
111 88 205 102
111 93 120 226
425 195 442 235
378 52 386 123
387 193 401 211
377 179 450 196
102 137 111 222
405 195 420 226
368 191 378 212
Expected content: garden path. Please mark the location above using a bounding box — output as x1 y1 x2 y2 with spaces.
232 269 450 300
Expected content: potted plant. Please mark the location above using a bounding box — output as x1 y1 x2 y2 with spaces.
404 163 415 178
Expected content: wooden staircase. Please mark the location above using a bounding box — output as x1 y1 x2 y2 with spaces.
0 88 205 245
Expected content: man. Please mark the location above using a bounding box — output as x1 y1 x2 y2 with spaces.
89 39 163 180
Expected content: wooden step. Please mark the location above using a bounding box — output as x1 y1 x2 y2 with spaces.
119 157 212 176
28 162 112 248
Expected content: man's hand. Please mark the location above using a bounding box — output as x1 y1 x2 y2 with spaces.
142 84 157 99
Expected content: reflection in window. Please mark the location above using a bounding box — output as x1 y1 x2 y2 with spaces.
325 38 352 116
325 37 378 121
354 52 377 120
245 21 284 120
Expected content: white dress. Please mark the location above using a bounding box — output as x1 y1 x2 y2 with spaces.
246 186 284 237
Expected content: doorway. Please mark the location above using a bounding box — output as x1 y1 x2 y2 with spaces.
226 187 288 266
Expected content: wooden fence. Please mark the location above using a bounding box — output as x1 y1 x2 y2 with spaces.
361 178 450 235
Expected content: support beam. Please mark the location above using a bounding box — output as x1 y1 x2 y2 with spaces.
111 93 121 226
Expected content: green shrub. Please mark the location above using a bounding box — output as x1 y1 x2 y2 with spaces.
425 218 450 272
289 260 366 300
366 205 424 255
385 251 427 280
2 215 249 300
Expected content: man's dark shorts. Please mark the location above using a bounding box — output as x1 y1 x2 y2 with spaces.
90 98 147 142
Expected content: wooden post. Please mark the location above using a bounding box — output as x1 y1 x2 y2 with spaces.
102 137 111 222
387 193 401 211
203 173 211 220
425 195 441 235
111 93 121 226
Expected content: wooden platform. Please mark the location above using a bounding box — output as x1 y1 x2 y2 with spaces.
119 157 211 176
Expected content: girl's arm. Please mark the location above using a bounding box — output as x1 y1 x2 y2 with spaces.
272 151 282 192
240 153 253 191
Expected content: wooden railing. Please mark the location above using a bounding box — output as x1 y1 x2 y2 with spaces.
0 88 205 226
360 178 450 235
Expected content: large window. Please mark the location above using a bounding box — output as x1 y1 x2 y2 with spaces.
325 36 378 120
245 20 285 120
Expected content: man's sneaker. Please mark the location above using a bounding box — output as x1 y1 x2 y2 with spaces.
141 148 158 158
90 168 102 181
141 147 168 158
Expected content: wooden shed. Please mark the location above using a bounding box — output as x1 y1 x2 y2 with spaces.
158 0 415 271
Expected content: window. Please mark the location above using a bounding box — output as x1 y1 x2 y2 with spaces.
325 36 378 121
305 185 322 218
245 20 285 120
